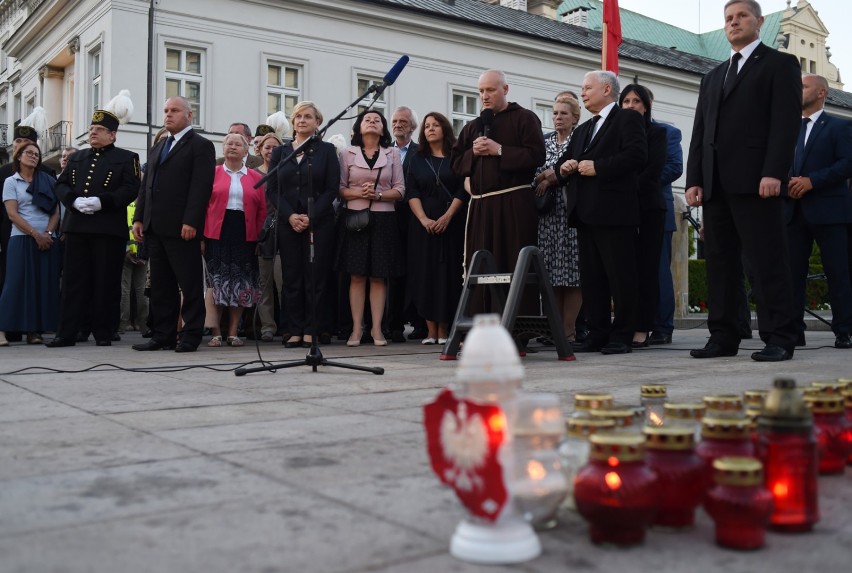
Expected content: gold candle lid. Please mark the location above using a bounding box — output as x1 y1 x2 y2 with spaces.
574 393 613 411
589 407 638 427
810 380 848 395
703 394 744 412
589 433 645 462
713 456 763 487
804 393 845 414
643 426 695 450
566 416 616 438
640 384 667 398
743 389 769 409
701 416 751 440
664 402 706 421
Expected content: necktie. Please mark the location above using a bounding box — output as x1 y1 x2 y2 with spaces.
584 115 602 149
722 52 742 98
794 117 810 174
159 135 174 164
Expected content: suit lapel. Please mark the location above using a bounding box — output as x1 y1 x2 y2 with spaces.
160 129 193 166
801 115 828 166
586 107 617 152
723 43 765 100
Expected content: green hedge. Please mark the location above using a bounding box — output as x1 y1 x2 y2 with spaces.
687 259 829 311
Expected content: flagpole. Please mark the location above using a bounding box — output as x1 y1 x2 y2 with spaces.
601 21 608 70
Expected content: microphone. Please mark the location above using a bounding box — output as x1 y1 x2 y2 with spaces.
480 109 494 138
372 56 409 96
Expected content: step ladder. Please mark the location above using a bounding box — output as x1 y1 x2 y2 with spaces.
440 246 575 362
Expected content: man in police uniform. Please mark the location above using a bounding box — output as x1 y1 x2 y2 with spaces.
46 110 141 347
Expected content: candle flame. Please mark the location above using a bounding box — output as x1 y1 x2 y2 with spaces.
605 471 622 490
527 459 546 481
773 481 789 498
649 411 663 426
607 456 620 467
487 412 506 433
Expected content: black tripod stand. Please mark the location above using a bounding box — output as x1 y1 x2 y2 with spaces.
235 140 383 377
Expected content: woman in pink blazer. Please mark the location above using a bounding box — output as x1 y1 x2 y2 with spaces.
202 133 266 346
336 109 405 346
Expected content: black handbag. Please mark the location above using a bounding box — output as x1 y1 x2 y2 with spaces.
535 187 557 215
258 213 277 259
345 167 382 232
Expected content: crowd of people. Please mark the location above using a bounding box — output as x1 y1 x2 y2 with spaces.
0 0 850 360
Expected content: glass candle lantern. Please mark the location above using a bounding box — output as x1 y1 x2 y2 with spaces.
804 394 852 475
574 433 659 546
558 417 616 510
703 394 744 418
695 417 755 483
704 457 774 550
640 384 667 427
844 387 852 465
664 402 706 442
643 426 706 529
756 378 819 533
809 380 849 395
573 393 613 417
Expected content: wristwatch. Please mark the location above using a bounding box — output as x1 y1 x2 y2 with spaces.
377 191 383 202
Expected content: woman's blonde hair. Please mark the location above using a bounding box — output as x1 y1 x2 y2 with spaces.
290 101 323 126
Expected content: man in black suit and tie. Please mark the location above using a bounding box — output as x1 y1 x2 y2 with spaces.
556 70 647 355
786 73 852 349
132 96 215 352
685 0 801 362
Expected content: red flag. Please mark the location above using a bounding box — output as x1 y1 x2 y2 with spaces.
602 0 622 74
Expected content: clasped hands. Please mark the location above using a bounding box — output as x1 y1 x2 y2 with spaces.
472 136 500 157
558 159 596 177
72 197 102 214
360 181 380 201
290 213 310 233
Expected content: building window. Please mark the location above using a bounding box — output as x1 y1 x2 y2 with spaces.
501 0 528 10
89 47 102 112
810 60 816 74
534 102 554 132
451 90 480 135
25 95 34 117
799 57 807 71
165 46 203 127
266 62 301 117
356 74 387 115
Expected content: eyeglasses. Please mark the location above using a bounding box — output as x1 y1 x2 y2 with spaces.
21 151 40 158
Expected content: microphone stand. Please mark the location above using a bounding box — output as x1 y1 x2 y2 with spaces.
236 127 383 377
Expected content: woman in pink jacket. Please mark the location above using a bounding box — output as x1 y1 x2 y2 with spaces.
203 133 266 347
337 110 405 346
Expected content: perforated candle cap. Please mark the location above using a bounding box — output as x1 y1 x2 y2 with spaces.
566 416 616 438
701 416 751 440
574 393 613 411
664 402 706 421
643 426 695 450
804 393 845 414
713 456 764 487
703 394 744 412
640 384 667 398
589 432 645 462
810 380 848 395
743 389 769 409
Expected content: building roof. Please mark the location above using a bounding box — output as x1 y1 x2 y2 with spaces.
361 0 722 75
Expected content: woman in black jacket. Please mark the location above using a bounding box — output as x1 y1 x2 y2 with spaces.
618 84 667 348
266 101 340 348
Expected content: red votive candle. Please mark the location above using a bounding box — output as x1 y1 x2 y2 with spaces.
695 417 755 483
804 394 852 475
643 426 706 530
704 457 773 550
574 433 658 546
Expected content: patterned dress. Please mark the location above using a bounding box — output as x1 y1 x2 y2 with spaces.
535 131 580 287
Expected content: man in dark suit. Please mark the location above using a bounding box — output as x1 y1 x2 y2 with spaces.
46 110 141 347
132 96 215 352
556 70 647 354
786 73 852 349
685 0 801 361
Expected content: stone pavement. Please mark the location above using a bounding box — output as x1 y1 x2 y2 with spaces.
0 326 850 573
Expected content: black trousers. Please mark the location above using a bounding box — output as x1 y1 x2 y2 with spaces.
146 231 205 347
703 191 797 352
635 209 666 333
277 218 334 337
57 233 125 342
788 207 852 337
577 224 638 346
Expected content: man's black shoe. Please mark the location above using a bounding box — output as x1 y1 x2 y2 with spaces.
690 342 738 359
601 342 632 355
174 342 197 353
132 340 176 351
95 340 112 347
648 332 672 345
572 340 602 353
834 334 852 349
391 330 406 343
574 329 590 343
141 329 153 338
751 344 792 362
45 337 76 348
